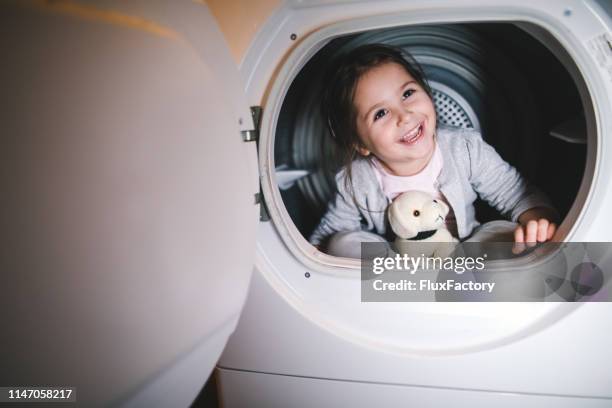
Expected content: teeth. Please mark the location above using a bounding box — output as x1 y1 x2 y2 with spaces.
407 125 420 138
401 124 422 143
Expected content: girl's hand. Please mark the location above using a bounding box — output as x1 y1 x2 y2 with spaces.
512 207 557 254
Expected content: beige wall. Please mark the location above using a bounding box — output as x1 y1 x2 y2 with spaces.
206 0 281 64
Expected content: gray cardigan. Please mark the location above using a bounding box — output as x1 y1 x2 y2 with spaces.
309 124 554 245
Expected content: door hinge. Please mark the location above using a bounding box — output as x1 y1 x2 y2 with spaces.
254 192 270 222
241 106 262 142
246 106 269 221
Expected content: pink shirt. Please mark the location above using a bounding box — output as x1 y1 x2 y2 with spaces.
371 143 458 237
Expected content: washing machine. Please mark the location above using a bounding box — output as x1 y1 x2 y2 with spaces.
214 0 612 407
2 0 612 407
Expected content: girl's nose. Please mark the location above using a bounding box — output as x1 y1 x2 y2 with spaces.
397 109 413 125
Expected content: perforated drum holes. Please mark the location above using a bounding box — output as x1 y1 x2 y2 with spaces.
432 89 474 129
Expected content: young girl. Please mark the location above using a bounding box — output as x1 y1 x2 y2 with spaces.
309 44 558 257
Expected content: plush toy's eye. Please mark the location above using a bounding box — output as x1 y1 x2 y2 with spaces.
413 210 420 217
433 199 438 203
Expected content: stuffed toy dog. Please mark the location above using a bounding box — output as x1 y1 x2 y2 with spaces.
388 190 458 258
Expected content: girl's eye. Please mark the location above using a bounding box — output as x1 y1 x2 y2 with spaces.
373 109 388 122
413 210 420 217
402 89 415 100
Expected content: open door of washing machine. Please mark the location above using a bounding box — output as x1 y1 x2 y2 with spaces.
1 2 259 407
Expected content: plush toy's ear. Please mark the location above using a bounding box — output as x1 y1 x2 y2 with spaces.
437 199 449 217
388 200 418 239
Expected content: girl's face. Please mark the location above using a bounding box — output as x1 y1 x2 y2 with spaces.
353 62 437 176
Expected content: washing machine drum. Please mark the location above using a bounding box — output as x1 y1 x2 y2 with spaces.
280 25 541 215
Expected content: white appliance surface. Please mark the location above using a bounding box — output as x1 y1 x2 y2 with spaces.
217 0 612 405
1 2 259 406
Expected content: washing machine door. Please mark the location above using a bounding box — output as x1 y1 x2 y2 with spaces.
1 2 258 407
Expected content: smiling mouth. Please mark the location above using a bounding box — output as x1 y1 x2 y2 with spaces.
399 122 424 145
